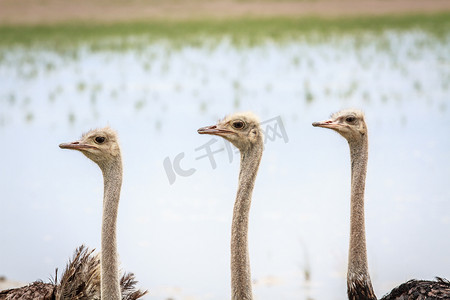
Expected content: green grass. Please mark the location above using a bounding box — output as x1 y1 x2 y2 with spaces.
1 13 449 50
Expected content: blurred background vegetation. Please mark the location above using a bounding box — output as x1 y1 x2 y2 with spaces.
1 0 450 49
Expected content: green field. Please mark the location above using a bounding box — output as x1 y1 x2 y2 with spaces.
1 13 450 50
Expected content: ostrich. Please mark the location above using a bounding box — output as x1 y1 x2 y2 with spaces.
0 128 146 299
59 127 146 300
313 109 450 300
198 112 263 300
0 245 100 300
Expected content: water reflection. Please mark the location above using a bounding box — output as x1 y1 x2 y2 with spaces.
0 30 449 300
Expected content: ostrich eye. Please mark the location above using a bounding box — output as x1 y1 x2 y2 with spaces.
95 136 106 144
232 120 245 129
346 116 356 123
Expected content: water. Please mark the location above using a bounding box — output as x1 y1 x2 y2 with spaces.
0 30 449 300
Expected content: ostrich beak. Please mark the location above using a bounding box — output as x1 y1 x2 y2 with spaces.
59 141 97 150
197 125 234 137
312 119 340 130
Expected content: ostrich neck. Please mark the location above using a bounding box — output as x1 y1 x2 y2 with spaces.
231 143 263 300
347 137 376 300
100 158 122 300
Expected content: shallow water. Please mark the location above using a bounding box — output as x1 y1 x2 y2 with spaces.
0 30 449 300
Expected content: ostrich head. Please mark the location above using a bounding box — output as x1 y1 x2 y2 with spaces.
197 112 263 152
312 109 367 142
59 127 121 167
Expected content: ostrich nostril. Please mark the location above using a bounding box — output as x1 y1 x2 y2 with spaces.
197 125 217 133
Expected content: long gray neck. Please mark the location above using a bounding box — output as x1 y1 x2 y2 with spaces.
231 142 263 300
347 136 377 300
100 157 123 300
